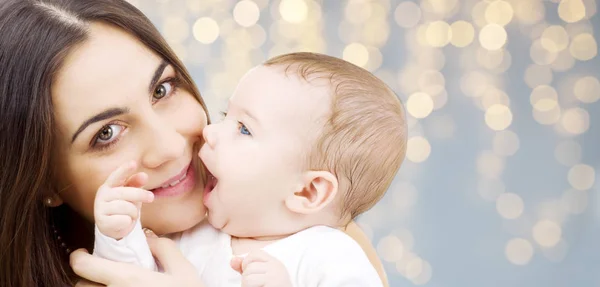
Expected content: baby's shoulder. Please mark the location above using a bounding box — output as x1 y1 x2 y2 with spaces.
296 226 369 258
292 226 383 285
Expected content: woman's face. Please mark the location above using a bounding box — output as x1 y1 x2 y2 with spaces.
51 23 207 235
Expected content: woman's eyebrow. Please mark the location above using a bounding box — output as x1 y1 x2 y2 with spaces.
71 107 130 144
148 61 169 93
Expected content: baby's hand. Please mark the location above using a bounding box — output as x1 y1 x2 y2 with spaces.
231 250 292 287
94 161 154 240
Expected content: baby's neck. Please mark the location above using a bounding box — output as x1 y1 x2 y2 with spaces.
230 232 293 255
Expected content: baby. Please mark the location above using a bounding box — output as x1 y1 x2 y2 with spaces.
93 52 407 286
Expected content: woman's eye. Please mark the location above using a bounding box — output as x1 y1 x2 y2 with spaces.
95 124 124 145
153 81 173 102
239 122 251 136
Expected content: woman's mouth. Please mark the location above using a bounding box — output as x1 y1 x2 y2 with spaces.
151 163 196 197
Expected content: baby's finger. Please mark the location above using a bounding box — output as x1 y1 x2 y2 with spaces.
230 257 244 273
103 186 154 203
103 200 139 219
124 172 148 188
97 214 132 230
241 250 272 272
104 161 137 188
241 262 267 275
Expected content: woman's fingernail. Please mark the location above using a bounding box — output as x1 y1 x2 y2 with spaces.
143 228 157 238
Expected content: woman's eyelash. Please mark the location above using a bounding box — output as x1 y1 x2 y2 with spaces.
220 111 228 118
151 76 182 103
89 124 124 152
91 137 121 152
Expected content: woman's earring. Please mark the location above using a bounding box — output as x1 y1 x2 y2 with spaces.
45 197 53 206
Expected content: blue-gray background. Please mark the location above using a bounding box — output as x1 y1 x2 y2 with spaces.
133 0 599 285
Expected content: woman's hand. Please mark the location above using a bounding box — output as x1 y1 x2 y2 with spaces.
70 236 204 287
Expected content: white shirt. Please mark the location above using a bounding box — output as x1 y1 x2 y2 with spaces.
94 222 383 287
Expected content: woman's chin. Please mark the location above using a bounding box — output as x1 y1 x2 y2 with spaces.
147 212 206 235
141 203 207 235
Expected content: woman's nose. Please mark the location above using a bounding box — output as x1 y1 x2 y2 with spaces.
140 118 186 169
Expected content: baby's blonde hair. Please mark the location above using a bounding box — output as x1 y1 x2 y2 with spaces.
264 52 407 220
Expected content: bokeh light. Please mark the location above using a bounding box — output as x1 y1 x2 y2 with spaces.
568 164 595 190
496 193 525 219
450 20 475 47
193 17 220 44
343 43 369 67
558 0 587 23
531 39 558 65
485 104 513 131
406 136 432 163
569 33 597 61
377 235 405 262
479 24 507 50
480 87 510 111
560 107 590 135
541 25 570 53
426 21 452 47
551 49 576 71
279 0 308 23
505 238 534 265
574 76 600 103
394 1 421 29
484 0 514 26
514 0 544 25
532 220 562 247
407 92 434 119
233 0 261 27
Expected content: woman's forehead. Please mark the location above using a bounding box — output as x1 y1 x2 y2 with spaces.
52 22 163 130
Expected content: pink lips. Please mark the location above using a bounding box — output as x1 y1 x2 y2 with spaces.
151 164 196 197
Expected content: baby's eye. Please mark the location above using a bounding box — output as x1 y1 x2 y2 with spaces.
238 122 251 136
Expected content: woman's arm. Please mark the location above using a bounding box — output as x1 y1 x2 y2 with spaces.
343 221 389 287
71 236 205 287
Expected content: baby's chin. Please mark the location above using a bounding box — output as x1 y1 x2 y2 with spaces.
206 210 226 230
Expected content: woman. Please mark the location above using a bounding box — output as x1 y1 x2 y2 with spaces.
0 0 387 286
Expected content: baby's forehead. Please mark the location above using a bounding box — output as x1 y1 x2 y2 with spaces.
238 65 332 110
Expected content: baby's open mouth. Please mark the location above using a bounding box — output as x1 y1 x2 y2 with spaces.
204 172 218 194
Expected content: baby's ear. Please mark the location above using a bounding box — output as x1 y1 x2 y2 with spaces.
285 171 338 215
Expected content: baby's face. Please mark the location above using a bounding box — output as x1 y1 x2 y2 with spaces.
199 65 331 237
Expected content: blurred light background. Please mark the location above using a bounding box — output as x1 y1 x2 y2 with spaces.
130 0 599 286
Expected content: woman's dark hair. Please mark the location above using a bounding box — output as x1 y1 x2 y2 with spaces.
0 0 207 285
